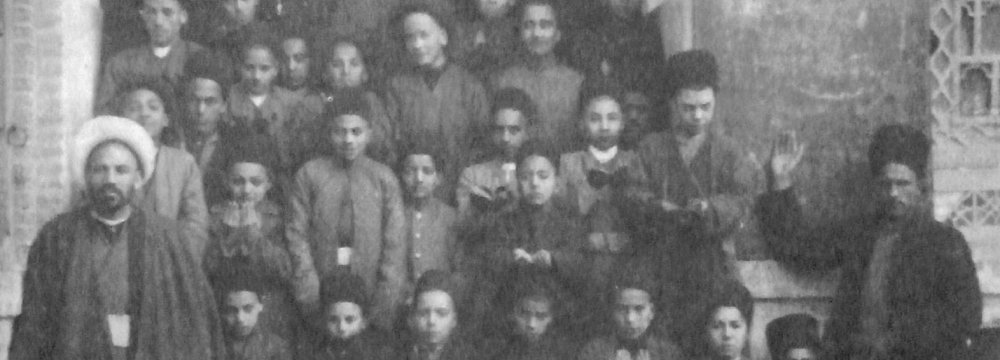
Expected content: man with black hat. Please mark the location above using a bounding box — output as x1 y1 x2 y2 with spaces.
761 125 982 360
10 116 225 360
182 50 235 206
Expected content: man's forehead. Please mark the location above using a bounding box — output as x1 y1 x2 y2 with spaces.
89 141 140 167
676 87 715 104
191 78 223 97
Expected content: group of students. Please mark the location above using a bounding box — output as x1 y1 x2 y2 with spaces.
88 0 827 359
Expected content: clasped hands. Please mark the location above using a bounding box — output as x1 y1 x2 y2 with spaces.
513 248 552 267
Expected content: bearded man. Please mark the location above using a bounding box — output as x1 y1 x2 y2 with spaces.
10 116 225 360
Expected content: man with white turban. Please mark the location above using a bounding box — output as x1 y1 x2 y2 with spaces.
9 116 226 360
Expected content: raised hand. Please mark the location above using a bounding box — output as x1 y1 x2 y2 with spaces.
769 130 806 191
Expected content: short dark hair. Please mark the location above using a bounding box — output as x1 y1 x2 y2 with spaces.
701 280 754 327
664 49 719 100
491 87 538 127
320 273 370 316
116 78 179 120
323 88 371 125
579 80 625 114
239 34 283 68
184 50 233 100
397 145 446 175
515 144 559 176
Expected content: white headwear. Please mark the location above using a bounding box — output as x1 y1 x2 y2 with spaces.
72 116 158 186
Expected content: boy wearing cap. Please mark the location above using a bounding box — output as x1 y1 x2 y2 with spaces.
217 270 293 360
96 0 206 114
286 92 406 330
182 50 234 206
204 132 296 342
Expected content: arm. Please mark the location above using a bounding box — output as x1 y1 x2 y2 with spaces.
9 227 60 360
180 158 210 261
702 144 763 238
372 173 408 329
898 227 981 358
285 167 320 309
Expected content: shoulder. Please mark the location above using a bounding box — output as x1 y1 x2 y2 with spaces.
580 335 616 355
638 131 671 152
648 336 685 358
159 146 199 167
554 64 584 82
361 157 399 181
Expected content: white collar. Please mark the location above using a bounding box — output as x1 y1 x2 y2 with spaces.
249 94 268 107
90 207 132 227
588 145 619 163
152 45 172 58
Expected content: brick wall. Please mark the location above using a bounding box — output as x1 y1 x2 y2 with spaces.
0 1 102 359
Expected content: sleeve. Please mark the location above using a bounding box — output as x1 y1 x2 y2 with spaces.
372 172 408 329
9 227 59 360
755 188 844 272
702 144 763 238
467 77 492 155
285 166 321 310
180 159 211 262
455 166 477 221
899 227 982 357
366 93 397 164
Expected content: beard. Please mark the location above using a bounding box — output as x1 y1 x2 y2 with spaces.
89 184 132 216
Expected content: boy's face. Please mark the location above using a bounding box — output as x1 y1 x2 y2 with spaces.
584 96 624 151
402 154 440 200
613 288 654 340
785 348 817 360
325 301 367 341
241 46 279 96
410 290 458 345
492 108 528 159
326 43 368 89
123 88 170 142
222 290 263 338
403 13 448 68
520 4 560 57
227 162 271 205
223 0 259 26
281 38 311 89
512 296 553 342
140 0 188 47
477 0 515 18
672 87 715 138
623 91 651 142
518 155 556 206
187 78 226 135
706 306 748 360
330 114 371 161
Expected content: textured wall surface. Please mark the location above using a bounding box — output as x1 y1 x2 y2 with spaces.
0 1 102 359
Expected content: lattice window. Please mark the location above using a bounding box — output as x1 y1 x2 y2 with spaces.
947 190 1000 227
932 0 1000 139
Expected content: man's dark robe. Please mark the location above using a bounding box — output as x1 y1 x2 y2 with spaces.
758 188 982 360
10 208 226 360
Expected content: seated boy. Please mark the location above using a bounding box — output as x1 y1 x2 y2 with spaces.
307 273 394 360
694 281 754 360
491 271 574 360
286 91 406 330
765 314 821 360
217 270 292 360
399 148 462 290
397 270 478 360
578 269 685 360
204 132 296 341
476 149 585 337
456 87 537 221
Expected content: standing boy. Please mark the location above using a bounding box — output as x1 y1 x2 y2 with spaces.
286 92 407 330
386 5 491 203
